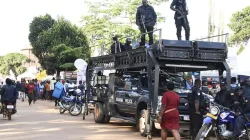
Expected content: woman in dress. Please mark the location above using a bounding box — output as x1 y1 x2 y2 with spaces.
159 82 181 140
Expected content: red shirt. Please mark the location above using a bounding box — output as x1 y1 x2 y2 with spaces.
161 91 180 110
28 84 35 93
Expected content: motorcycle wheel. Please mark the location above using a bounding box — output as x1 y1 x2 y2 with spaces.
59 107 66 114
7 111 11 120
195 124 212 140
69 104 82 116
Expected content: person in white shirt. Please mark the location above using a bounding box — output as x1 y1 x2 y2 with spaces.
68 81 76 96
49 77 56 100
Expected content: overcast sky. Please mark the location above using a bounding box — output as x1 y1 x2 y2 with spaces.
0 0 249 56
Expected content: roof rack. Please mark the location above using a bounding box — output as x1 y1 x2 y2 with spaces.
89 39 228 72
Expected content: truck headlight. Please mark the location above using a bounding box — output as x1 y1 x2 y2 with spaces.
210 106 220 115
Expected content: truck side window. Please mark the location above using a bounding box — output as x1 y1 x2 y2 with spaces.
141 76 148 88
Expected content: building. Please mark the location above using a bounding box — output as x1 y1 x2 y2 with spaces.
17 46 41 80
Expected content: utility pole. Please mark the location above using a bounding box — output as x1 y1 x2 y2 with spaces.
208 0 212 41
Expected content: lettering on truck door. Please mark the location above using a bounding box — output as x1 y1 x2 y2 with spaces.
124 78 141 115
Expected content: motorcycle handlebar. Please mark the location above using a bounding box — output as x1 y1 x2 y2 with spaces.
210 101 242 113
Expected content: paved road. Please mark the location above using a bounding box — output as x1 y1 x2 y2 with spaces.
0 100 171 140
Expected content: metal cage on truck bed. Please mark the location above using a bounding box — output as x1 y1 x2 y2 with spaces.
88 39 228 72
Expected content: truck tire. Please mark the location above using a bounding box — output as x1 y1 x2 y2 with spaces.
104 115 111 123
94 102 105 123
139 109 148 137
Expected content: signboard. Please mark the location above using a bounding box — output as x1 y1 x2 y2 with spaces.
65 71 77 80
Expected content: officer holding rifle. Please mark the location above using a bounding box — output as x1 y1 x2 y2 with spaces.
170 0 190 40
136 0 157 46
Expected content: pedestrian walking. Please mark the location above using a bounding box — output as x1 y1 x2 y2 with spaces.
27 81 36 105
159 82 181 140
45 81 50 100
50 77 56 101
39 82 45 100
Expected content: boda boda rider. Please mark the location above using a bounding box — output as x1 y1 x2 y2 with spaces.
226 87 250 139
214 81 229 106
0 78 18 114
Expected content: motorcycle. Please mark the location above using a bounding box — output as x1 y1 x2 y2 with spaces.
195 102 250 140
69 89 86 118
58 94 75 114
3 102 14 120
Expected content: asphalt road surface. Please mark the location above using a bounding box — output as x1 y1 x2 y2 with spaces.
0 100 176 140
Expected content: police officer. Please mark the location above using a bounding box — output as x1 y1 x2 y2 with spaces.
230 87 250 139
215 81 228 106
170 0 190 40
124 38 132 51
243 78 250 97
188 79 204 140
110 36 125 54
136 0 157 46
201 81 209 95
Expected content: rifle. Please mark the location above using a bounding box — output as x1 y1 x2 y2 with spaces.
177 5 188 31
140 15 147 33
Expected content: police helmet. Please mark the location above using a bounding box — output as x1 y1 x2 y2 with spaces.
126 38 132 42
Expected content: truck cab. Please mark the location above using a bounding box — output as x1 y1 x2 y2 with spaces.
86 39 231 138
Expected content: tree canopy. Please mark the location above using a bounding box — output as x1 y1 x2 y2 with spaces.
228 6 250 54
0 53 28 79
81 0 168 55
29 14 90 75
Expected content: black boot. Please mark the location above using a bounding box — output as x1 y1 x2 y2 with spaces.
186 36 190 41
177 37 182 40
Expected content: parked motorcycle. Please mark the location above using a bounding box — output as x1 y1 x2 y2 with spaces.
69 89 86 117
3 102 14 120
195 102 250 140
58 94 75 114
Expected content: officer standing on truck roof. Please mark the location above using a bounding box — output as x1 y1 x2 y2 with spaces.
136 0 157 46
188 79 204 140
170 0 190 40
110 36 125 54
124 38 132 51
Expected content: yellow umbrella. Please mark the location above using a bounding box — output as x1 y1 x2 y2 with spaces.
36 70 47 80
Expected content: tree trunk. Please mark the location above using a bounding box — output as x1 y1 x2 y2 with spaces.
56 69 61 79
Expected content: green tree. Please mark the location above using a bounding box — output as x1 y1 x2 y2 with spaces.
82 0 168 55
228 6 250 54
28 14 55 65
0 53 28 80
29 14 90 76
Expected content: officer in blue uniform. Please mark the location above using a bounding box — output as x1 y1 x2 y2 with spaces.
228 87 250 139
136 0 157 46
170 0 190 40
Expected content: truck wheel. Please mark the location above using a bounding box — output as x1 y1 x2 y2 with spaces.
139 109 147 137
104 115 111 123
94 102 105 123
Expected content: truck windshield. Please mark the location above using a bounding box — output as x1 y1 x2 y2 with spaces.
141 74 187 89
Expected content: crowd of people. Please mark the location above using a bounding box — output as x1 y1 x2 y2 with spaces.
159 77 250 140
0 77 85 111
